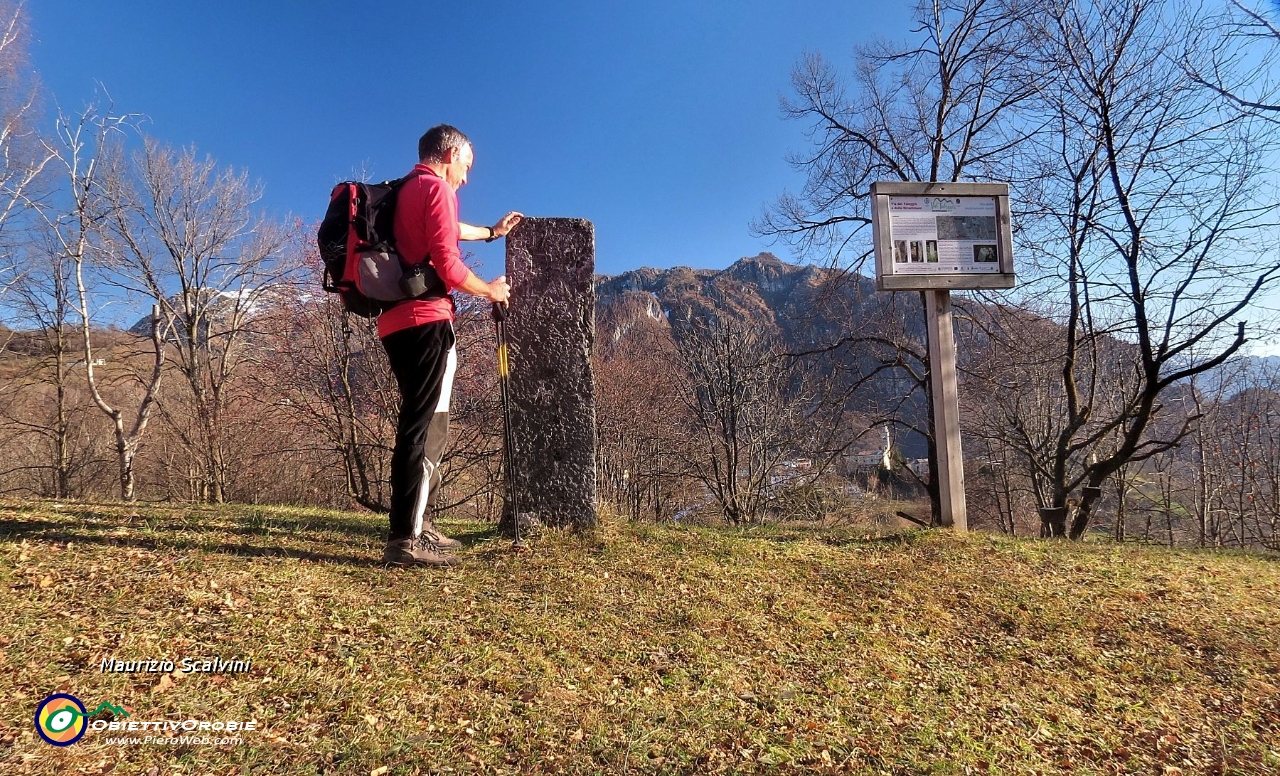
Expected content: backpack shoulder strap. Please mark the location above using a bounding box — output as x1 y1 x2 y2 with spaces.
388 168 429 190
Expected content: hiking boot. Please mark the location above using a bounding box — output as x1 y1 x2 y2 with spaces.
422 523 462 550
382 536 457 568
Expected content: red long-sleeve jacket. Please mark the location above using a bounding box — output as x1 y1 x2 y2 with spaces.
377 164 470 338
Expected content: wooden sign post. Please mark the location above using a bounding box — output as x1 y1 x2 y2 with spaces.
870 182 1016 531
924 289 966 530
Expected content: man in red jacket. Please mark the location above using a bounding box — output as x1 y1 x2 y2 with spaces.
380 124 520 568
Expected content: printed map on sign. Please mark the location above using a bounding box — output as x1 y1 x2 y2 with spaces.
887 196 1001 274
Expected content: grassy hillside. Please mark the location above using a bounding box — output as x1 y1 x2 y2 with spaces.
0 501 1277 775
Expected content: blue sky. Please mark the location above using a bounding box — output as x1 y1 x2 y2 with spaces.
27 0 910 279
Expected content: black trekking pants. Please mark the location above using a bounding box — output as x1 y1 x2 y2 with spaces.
381 321 456 541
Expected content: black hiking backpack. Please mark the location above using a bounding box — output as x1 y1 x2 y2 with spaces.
317 171 447 318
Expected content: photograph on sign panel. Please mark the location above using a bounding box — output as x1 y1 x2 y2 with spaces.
926 240 939 263
937 215 998 241
973 244 998 263
894 240 908 263
910 241 923 262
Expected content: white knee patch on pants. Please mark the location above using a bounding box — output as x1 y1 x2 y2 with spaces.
411 343 457 536
437 345 456 411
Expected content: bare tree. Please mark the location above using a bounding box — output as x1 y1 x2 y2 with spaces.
765 0 1280 539
960 305 1073 534
23 104 171 502
670 317 809 524
0 232 104 498
1188 359 1280 547
1183 368 1243 547
1007 0 1280 538
0 0 54 418
98 137 291 503
595 297 694 521
1185 0 1280 116
755 0 1039 525
0 0 50 262
246 262 393 510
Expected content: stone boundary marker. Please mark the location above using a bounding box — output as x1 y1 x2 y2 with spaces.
503 217 597 531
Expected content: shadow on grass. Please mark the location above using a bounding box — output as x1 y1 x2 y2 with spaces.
743 527 923 549
0 502 506 565
446 527 500 547
0 500 383 535
222 518 382 541
818 531 923 548
0 515 379 567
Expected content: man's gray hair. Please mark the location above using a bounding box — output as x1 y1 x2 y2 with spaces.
418 125 471 162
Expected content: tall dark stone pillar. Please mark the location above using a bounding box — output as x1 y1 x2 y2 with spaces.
503 218 597 531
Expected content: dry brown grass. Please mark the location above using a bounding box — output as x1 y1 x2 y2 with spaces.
0 500 1277 775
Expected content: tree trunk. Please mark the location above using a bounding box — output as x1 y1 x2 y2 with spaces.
54 351 70 499
1068 485 1103 540
1040 506 1068 538
116 434 136 502
1114 477 1126 543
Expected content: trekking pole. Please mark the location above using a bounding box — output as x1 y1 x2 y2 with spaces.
493 301 528 552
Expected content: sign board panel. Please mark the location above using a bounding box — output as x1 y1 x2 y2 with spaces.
871 182 1015 291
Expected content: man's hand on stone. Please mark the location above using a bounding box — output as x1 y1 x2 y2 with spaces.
493 212 524 237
